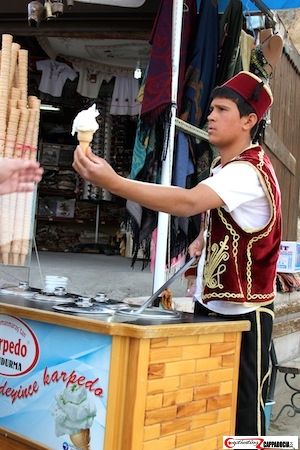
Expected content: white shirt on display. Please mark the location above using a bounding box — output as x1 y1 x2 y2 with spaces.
73 63 112 98
36 59 77 97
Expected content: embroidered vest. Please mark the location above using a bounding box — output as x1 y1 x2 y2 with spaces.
202 146 282 305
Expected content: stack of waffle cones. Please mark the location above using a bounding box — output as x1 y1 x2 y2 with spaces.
0 34 40 266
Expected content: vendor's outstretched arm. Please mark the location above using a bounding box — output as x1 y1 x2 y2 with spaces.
73 146 224 217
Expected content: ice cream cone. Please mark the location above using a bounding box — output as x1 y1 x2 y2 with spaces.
78 131 94 154
69 429 91 450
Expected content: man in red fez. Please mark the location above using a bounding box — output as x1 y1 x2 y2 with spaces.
73 71 282 437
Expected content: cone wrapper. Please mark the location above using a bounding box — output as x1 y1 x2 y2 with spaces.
69 429 91 450
78 131 94 154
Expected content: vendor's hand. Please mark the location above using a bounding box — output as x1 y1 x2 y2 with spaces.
73 146 118 190
188 233 205 258
0 158 43 195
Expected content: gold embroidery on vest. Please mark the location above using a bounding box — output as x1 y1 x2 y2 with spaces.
218 209 244 294
204 235 229 289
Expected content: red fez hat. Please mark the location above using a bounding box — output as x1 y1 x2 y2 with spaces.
222 71 273 121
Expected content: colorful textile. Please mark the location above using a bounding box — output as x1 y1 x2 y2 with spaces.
215 0 243 85
141 0 197 125
250 45 274 82
179 0 219 128
128 120 156 180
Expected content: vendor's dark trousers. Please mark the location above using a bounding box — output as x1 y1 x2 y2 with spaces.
194 301 274 436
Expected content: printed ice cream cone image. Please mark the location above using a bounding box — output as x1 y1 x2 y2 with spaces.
72 104 99 154
52 383 96 450
70 428 91 450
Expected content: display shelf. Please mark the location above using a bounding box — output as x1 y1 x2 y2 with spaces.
36 216 95 223
38 188 77 198
35 94 134 254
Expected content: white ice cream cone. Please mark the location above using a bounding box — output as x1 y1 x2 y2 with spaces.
78 130 94 154
69 429 91 450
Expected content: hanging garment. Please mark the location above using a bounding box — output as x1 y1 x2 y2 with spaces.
240 30 255 71
110 76 140 116
179 0 219 128
129 120 156 180
172 132 195 188
249 45 274 82
169 0 218 259
126 118 163 266
127 0 198 266
36 59 77 97
215 0 243 85
73 62 112 98
141 0 197 125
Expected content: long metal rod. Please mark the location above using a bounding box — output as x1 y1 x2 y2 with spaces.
175 117 209 141
153 0 184 292
134 256 196 314
251 0 276 27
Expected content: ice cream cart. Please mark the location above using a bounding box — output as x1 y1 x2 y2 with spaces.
0 293 249 450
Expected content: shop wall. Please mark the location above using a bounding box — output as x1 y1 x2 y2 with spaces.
264 46 300 240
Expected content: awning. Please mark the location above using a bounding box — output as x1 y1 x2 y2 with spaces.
219 0 300 11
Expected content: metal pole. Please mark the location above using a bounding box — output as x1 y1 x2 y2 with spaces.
153 0 184 292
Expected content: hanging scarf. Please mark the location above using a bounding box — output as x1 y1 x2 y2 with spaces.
170 0 218 260
215 0 243 85
141 0 197 126
179 0 219 128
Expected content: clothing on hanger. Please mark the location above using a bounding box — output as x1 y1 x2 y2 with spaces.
73 61 112 98
239 30 255 71
110 76 140 116
36 59 77 97
250 46 273 81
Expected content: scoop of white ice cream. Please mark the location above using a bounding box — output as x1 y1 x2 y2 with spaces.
52 384 97 437
71 104 100 136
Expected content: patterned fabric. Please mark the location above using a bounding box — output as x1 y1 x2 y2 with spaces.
250 45 274 82
141 0 197 126
179 0 219 128
128 0 198 265
128 120 156 181
215 0 243 85
203 146 282 304
169 0 218 260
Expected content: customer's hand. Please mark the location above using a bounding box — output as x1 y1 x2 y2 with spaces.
0 158 43 195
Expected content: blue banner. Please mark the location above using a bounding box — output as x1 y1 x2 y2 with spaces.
219 0 300 11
